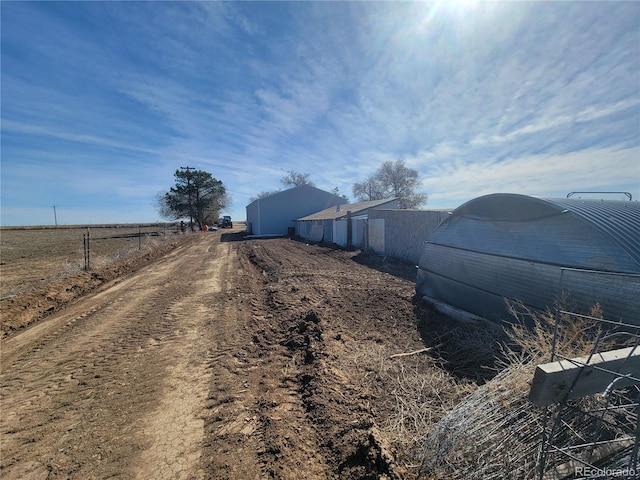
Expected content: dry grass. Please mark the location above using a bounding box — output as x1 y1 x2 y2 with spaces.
338 341 475 473
417 300 635 479
88 236 164 270
501 299 607 366
291 291 635 478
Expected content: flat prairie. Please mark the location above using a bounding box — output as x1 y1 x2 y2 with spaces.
1 224 177 298
0 224 193 337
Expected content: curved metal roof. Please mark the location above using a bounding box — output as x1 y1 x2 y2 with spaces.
453 193 564 221
450 194 640 267
545 198 640 266
420 193 640 324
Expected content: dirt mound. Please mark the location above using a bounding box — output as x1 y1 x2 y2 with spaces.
238 240 420 478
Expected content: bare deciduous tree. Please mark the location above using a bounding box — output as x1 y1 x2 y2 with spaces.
280 171 315 188
352 176 386 202
249 190 280 203
352 160 427 209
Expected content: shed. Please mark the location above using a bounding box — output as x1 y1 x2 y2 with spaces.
416 193 640 325
245 185 345 236
368 209 451 264
296 198 400 246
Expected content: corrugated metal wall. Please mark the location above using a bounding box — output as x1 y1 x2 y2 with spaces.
368 219 385 255
416 195 640 326
333 220 347 246
368 209 449 264
417 244 640 324
246 186 343 236
245 200 260 235
333 218 367 248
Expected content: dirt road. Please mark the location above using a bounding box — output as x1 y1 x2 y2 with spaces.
1 232 447 479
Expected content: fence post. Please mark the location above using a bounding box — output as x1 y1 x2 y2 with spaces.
139 226 141 250
83 228 91 271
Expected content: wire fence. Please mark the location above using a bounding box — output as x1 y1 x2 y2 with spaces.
535 311 639 480
417 307 639 480
82 226 169 270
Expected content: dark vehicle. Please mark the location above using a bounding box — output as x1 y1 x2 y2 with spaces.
219 215 233 228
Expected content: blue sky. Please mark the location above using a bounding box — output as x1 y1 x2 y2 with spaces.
1 1 639 226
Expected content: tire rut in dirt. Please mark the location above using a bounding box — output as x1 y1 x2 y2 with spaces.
200 243 333 479
199 245 270 479
1 282 196 478
1 236 223 479
239 240 398 479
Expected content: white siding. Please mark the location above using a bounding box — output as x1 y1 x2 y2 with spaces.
369 219 385 254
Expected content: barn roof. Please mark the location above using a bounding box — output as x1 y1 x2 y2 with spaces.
246 184 343 207
297 198 398 221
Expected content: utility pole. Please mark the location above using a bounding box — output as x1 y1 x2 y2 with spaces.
180 166 194 230
52 205 58 226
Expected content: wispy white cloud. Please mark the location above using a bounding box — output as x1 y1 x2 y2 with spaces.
422 146 640 208
1 1 638 225
1 119 164 156
471 99 640 148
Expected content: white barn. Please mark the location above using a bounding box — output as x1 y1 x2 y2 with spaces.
245 185 346 236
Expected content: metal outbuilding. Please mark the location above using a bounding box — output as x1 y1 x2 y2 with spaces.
245 185 346 236
416 193 640 326
295 198 400 246
367 209 451 264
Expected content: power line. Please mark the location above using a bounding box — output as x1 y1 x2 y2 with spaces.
180 166 195 228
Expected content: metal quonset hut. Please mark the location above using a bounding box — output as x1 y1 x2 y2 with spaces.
416 194 640 326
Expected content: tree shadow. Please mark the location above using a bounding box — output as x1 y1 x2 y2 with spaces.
351 251 417 283
220 231 248 242
412 295 506 385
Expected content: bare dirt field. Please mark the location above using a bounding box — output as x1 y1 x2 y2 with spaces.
1 224 177 298
0 225 185 337
1 228 474 479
